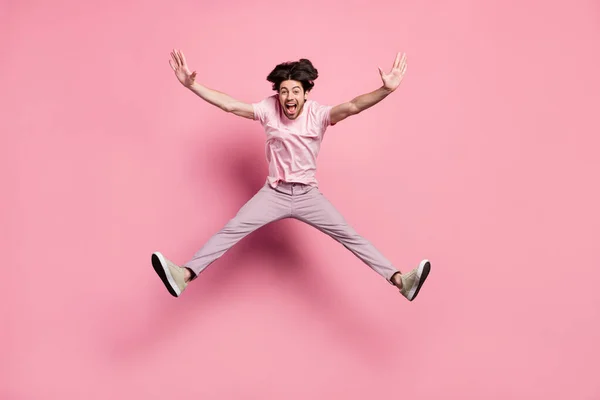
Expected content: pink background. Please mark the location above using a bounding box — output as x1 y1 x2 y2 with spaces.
2 0 600 398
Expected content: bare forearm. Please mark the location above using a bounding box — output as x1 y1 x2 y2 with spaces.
330 52 406 125
350 86 393 113
187 82 238 112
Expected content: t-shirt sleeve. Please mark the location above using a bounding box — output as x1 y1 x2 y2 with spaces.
252 97 272 125
314 102 334 129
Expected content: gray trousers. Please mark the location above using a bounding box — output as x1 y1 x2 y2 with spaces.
184 182 398 284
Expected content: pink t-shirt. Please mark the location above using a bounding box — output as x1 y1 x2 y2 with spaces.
252 95 333 188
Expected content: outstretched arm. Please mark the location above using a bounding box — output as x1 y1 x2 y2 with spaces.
169 49 255 119
330 52 407 125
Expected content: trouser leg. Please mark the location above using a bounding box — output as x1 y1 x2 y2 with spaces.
184 184 292 276
292 185 399 284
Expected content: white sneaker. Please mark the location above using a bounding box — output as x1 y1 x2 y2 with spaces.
399 260 431 301
151 252 188 297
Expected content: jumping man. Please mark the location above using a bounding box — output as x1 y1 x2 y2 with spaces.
152 49 431 302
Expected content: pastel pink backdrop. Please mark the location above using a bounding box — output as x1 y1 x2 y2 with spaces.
2 0 599 398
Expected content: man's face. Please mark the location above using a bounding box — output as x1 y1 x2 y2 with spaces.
278 80 307 120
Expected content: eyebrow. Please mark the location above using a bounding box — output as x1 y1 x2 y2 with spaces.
280 86 301 91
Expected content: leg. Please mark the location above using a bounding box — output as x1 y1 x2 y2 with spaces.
184 184 291 276
292 187 398 282
152 184 291 297
292 187 430 300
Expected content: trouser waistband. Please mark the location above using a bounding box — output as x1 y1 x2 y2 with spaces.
268 181 314 195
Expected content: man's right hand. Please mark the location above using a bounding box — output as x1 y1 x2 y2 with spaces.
169 49 196 88
167 49 255 120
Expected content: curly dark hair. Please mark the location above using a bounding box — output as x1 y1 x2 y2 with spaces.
266 59 319 92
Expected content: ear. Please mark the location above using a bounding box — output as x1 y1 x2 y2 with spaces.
304 89 310 100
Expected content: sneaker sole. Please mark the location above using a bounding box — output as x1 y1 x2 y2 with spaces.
151 252 181 297
407 259 431 301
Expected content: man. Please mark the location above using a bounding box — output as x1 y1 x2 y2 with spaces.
152 49 431 302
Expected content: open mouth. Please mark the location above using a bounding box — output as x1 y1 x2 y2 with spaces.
285 103 297 114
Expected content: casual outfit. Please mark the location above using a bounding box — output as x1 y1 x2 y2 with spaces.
152 94 431 301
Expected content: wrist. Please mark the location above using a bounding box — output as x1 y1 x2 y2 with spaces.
187 82 205 94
